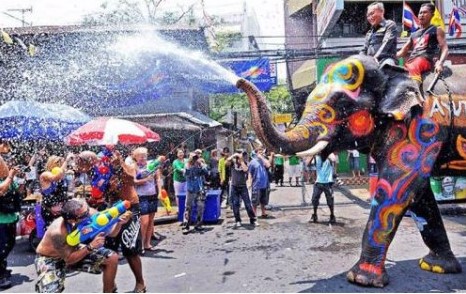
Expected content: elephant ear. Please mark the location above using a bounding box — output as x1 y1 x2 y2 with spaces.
378 66 424 120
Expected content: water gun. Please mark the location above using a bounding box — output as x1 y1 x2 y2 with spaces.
66 200 131 246
159 188 172 215
136 156 166 179
90 148 114 200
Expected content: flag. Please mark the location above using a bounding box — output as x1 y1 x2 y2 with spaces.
1 30 13 44
457 4 466 15
403 2 420 32
431 3 445 29
448 6 462 38
28 44 36 57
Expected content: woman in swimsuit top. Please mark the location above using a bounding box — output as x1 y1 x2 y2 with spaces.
40 153 74 225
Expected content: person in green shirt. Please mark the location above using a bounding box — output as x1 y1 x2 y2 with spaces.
0 155 20 289
273 154 284 186
172 149 187 209
287 155 302 187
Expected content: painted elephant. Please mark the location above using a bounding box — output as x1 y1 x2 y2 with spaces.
236 55 465 287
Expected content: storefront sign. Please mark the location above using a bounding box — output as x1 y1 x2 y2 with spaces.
273 113 293 124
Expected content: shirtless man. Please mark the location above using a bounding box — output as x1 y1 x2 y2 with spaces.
77 149 146 293
35 199 129 293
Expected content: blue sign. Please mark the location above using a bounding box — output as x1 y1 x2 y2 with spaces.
223 58 277 93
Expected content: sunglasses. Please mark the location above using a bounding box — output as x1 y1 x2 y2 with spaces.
74 207 90 221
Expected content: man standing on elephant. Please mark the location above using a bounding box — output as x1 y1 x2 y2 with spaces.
397 3 449 85
361 2 398 66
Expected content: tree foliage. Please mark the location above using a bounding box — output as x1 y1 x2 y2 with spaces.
81 0 198 26
213 31 242 52
209 85 293 122
82 0 146 26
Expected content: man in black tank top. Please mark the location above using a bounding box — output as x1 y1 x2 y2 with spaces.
397 3 449 84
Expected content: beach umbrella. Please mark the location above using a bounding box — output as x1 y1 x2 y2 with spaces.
64 117 160 146
0 100 91 141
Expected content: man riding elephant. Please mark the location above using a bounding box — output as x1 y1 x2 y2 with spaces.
397 3 449 86
236 54 464 288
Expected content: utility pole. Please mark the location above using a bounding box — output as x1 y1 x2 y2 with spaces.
6 7 33 27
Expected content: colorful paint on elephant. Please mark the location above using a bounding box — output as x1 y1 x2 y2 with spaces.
369 117 442 253
237 54 465 287
321 58 365 99
297 58 371 141
441 134 466 170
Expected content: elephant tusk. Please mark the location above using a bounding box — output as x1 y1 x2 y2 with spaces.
296 141 329 157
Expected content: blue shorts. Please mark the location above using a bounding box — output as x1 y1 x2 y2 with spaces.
139 195 158 215
350 157 360 171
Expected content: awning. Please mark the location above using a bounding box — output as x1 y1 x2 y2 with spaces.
119 111 222 131
288 0 312 16
291 59 316 90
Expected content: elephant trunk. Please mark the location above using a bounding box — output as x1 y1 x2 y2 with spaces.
236 78 319 154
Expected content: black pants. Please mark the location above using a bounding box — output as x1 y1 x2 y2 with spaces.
311 183 334 208
0 222 17 277
230 186 256 223
274 165 284 185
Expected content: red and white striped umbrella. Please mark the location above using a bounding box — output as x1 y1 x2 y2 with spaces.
64 117 160 146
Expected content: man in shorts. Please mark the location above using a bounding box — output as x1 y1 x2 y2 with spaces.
248 146 272 220
35 199 130 293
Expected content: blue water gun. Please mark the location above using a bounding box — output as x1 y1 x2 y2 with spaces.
66 200 131 246
91 148 114 200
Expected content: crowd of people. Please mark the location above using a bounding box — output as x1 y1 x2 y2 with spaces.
0 140 320 293
0 1 449 292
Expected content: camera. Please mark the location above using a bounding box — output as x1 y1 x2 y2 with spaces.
18 165 31 173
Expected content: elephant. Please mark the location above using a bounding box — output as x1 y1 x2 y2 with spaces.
236 54 465 288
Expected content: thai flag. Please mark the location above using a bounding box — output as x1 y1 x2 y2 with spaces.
457 5 466 16
403 2 420 32
448 6 462 38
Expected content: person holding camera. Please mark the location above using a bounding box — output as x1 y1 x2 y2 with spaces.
227 150 256 228
0 155 20 289
182 152 209 234
249 146 272 219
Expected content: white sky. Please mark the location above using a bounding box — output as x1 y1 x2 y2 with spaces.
0 0 284 36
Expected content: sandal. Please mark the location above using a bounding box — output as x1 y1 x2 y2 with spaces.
144 246 158 252
259 214 269 219
133 287 146 293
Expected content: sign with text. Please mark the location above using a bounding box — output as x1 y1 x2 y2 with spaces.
225 58 277 92
316 0 344 43
273 113 293 124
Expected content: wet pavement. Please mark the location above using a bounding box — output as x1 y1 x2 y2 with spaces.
4 183 466 293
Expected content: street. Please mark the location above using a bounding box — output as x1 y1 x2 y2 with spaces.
4 184 466 293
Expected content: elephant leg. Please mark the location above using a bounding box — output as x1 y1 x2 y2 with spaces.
346 205 406 287
347 172 420 287
347 117 445 287
409 182 462 274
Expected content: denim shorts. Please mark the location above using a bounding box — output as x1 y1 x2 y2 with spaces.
139 195 158 215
